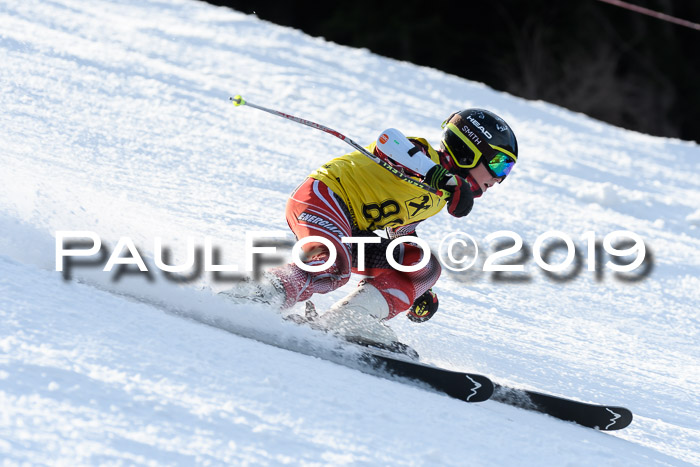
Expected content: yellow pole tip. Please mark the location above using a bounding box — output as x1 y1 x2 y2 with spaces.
231 95 245 106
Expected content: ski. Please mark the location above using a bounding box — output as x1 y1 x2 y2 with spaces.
360 350 494 403
284 316 495 403
285 308 494 403
360 353 632 428
242 302 632 427
492 384 633 431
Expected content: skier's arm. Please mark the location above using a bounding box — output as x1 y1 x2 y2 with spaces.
376 128 473 218
424 165 474 218
375 128 438 176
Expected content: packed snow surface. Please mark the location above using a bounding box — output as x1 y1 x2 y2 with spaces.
1 0 699 465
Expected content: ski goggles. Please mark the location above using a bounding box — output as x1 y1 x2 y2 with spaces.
485 151 516 178
442 118 517 179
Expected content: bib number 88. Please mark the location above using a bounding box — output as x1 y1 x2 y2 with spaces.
362 200 402 230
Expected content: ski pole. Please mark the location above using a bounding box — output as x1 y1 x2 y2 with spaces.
230 95 439 195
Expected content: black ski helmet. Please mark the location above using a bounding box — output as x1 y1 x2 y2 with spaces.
440 109 518 180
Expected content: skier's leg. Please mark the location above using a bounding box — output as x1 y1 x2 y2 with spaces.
314 282 399 345
332 239 441 319
362 244 442 319
268 178 354 308
315 242 440 345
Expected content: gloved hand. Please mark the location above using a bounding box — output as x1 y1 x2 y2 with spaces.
425 165 474 218
407 289 439 323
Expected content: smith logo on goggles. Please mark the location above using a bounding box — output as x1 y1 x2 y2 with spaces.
441 115 517 179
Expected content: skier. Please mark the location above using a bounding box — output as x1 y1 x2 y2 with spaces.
223 108 518 346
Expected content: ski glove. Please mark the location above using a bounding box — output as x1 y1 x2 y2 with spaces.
424 165 474 218
407 289 439 323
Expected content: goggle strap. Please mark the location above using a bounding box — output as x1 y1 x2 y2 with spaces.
441 112 457 130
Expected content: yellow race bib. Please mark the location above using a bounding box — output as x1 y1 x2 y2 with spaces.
310 138 447 231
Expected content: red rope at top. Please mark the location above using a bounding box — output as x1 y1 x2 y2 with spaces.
597 0 700 31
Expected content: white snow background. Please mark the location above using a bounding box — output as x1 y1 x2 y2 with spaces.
1 0 699 465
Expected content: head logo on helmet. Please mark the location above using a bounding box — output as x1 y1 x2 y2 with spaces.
440 108 519 180
465 115 492 139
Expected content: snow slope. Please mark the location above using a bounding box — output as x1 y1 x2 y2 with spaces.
1 0 699 464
